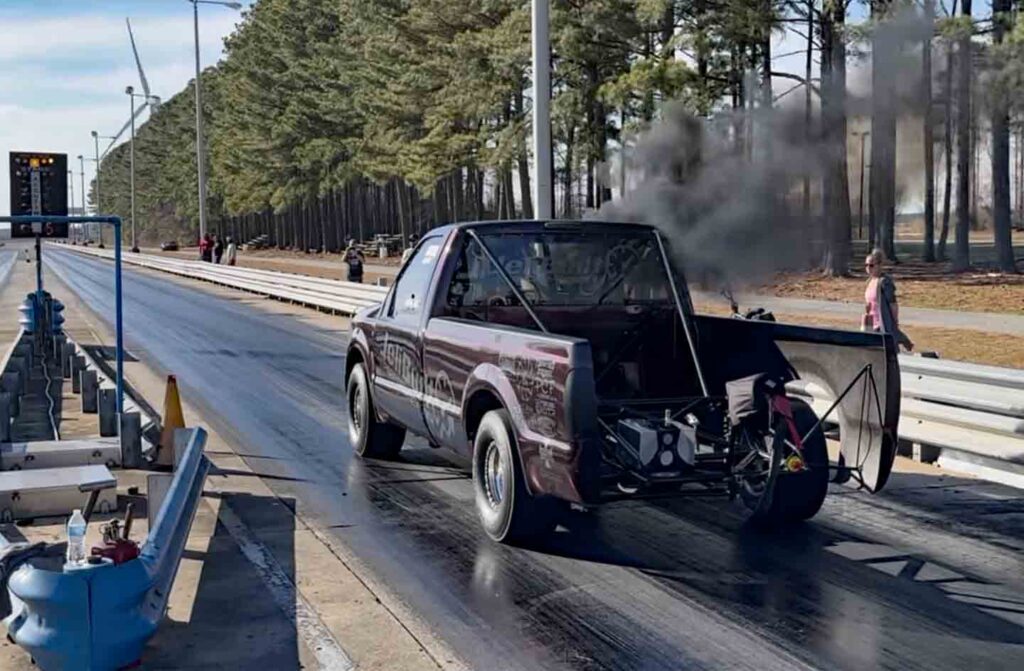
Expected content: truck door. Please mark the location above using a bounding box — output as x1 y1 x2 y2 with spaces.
371 235 445 437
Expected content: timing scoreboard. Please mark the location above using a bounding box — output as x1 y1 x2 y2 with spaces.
8 151 69 238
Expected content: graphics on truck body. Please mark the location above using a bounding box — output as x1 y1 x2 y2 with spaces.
8 151 69 238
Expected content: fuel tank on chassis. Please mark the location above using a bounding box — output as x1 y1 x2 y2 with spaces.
692 315 900 492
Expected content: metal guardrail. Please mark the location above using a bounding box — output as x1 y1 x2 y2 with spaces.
790 354 1024 483
1 329 27 444
3 427 210 670
56 244 389 315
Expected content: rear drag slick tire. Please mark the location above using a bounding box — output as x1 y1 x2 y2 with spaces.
472 409 561 544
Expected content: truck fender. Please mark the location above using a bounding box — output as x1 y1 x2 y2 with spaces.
461 364 543 498
346 327 372 384
462 363 574 498
345 328 385 424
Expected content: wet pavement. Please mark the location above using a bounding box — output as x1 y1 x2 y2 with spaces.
44 247 1024 670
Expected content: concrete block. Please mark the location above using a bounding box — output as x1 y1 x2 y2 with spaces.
0 392 10 443
80 370 99 414
71 355 85 394
98 389 117 437
120 412 142 469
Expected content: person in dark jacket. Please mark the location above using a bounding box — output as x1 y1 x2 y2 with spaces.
213 235 225 264
200 234 214 262
863 249 913 351
344 240 365 283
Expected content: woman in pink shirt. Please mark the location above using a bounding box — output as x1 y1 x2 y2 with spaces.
863 249 913 351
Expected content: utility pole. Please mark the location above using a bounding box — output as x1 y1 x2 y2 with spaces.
78 155 87 215
91 131 102 244
192 0 208 240
127 86 139 252
532 0 552 220
188 0 241 239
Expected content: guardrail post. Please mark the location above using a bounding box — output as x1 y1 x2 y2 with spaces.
98 389 117 437
0 373 21 417
52 334 66 371
8 357 28 394
71 355 85 394
80 370 99 414
13 343 32 373
0 392 10 442
61 341 73 378
912 442 940 464
120 412 142 468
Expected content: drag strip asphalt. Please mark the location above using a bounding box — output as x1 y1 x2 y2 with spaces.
45 248 1024 671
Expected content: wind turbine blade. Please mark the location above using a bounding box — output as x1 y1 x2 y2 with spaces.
104 102 150 156
126 18 153 101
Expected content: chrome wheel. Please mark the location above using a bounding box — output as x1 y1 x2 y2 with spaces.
483 440 506 508
349 383 365 444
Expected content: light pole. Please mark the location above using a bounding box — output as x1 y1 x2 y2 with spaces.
77 155 87 242
68 169 75 218
77 155 87 213
188 0 242 242
853 130 870 241
126 86 146 253
532 0 552 220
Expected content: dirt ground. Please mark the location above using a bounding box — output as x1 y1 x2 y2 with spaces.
768 262 1024 316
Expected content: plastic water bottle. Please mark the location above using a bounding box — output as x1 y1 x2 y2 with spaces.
66 509 88 566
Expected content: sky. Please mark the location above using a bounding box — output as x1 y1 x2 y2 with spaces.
0 0 251 222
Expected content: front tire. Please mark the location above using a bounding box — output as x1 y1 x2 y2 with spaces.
472 409 560 543
347 363 405 459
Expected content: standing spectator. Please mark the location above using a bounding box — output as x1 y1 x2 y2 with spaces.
862 249 913 351
214 235 225 264
344 239 365 283
200 234 214 263
225 237 238 266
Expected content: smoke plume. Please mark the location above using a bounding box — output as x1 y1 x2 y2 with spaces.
601 102 827 289
599 9 939 291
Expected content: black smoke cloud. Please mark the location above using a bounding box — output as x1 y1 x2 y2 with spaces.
600 102 826 289
599 9 937 290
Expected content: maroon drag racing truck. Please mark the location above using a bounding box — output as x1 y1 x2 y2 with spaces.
345 221 900 543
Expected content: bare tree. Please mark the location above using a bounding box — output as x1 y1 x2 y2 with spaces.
922 0 936 261
953 0 972 271
821 0 851 275
938 26 954 260
991 0 1017 272
870 0 898 262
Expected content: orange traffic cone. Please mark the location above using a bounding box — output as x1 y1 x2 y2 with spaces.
157 375 186 467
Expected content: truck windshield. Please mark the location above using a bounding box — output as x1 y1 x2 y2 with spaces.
454 230 673 308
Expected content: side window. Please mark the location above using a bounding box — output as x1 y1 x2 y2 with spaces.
388 237 443 325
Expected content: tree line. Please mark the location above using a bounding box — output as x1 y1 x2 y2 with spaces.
92 0 1022 274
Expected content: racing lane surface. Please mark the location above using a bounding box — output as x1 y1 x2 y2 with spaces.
46 248 1024 670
